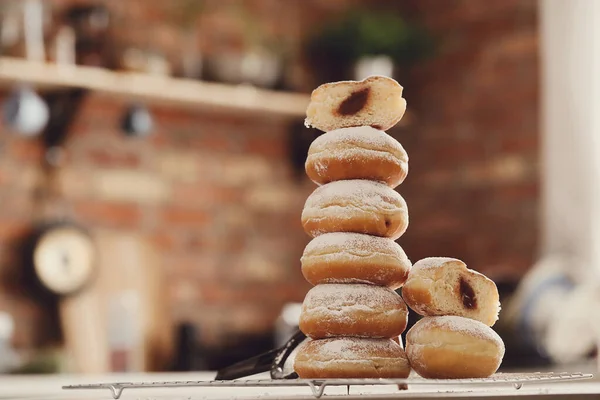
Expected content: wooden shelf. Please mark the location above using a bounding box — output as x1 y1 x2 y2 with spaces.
0 57 310 117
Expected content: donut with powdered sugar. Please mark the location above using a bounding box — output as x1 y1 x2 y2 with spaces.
301 180 409 239
402 257 500 326
405 316 505 379
299 283 408 339
301 232 411 289
294 337 411 379
305 126 409 188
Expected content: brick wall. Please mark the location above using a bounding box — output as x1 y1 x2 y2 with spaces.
396 0 539 282
0 94 315 349
0 0 539 351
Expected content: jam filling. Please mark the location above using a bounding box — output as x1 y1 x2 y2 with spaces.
337 87 370 116
459 277 477 309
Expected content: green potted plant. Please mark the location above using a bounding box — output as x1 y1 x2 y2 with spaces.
306 10 432 83
204 2 287 89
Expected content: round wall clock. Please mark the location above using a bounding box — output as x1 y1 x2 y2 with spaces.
32 225 96 296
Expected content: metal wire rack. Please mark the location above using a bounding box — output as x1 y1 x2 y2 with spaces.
62 372 593 399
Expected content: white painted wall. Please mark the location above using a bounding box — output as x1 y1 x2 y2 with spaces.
540 0 600 279
504 0 600 364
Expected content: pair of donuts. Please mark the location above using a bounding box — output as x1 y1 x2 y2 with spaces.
403 258 504 379
297 254 412 379
296 283 411 379
296 77 412 380
301 128 409 240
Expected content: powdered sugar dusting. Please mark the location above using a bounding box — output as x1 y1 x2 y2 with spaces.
309 148 403 174
410 257 496 286
304 232 408 260
308 306 400 317
318 277 376 285
301 284 407 332
412 257 465 271
309 126 407 160
303 180 406 212
303 283 404 311
306 337 403 360
413 316 504 349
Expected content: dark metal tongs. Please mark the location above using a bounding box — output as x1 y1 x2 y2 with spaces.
215 330 306 380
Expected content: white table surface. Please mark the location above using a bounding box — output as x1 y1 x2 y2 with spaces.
0 369 599 400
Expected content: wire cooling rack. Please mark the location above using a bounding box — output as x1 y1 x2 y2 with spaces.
62 372 593 399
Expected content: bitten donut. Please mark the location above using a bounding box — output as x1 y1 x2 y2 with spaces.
405 316 505 379
305 126 409 188
305 76 407 132
402 258 500 326
301 180 409 239
301 233 411 289
294 337 411 379
299 283 408 339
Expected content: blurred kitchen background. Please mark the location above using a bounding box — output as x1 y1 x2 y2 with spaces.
0 0 595 377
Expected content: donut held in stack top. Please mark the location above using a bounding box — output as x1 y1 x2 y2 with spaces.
301 180 409 239
405 316 505 379
301 232 412 289
299 283 408 339
294 337 411 379
305 126 409 188
402 257 500 326
305 76 407 132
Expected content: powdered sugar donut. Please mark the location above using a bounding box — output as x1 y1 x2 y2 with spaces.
301 233 411 289
299 283 408 339
305 76 407 132
402 257 500 326
405 316 505 379
301 180 409 239
294 337 411 379
305 126 409 188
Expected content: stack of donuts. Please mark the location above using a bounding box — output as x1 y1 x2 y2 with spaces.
293 76 506 380
294 76 413 379
403 257 505 378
